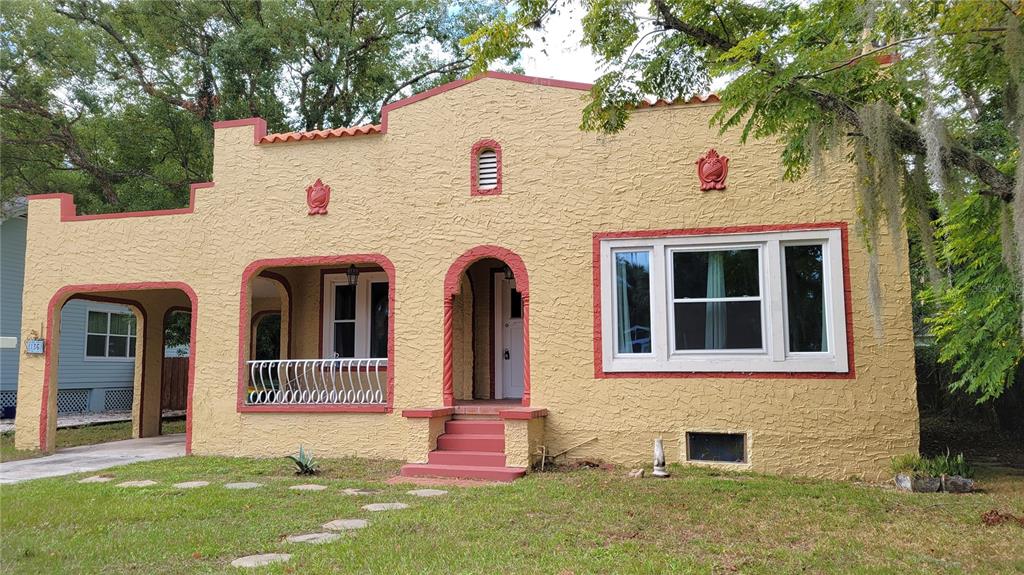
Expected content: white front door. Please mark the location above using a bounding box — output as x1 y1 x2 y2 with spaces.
494 274 524 399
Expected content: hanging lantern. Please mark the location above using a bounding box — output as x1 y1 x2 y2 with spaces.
347 265 359 286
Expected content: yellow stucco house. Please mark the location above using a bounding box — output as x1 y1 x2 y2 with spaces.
14 72 918 481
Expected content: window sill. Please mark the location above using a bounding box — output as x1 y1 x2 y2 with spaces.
238 404 390 414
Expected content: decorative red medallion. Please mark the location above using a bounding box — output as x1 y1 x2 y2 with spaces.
306 178 331 215
697 149 729 191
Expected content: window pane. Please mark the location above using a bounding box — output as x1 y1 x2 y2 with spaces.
509 289 522 319
127 315 137 336
785 244 828 352
87 311 108 333
334 285 356 320
108 335 128 357
673 249 760 299
674 301 762 350
369 283 389 358
614 251 652 354
109 313 132 335
687 432 746 463
334 322 355 358
128 336 137 357
86 335 106 357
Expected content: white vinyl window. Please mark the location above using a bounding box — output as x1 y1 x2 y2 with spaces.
321 272 389 359
600 228 848 373
85 308 137 360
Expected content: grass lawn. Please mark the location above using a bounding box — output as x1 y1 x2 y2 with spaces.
2 456 1022 574
0 419 186 462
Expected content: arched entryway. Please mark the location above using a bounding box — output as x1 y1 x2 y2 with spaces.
442 246 530 407
39 283 197 453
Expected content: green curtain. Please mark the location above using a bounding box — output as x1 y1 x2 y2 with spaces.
705 252 726 349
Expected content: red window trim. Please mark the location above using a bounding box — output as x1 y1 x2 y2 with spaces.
236 255 396 414
592 222 856 380
470 139 502 196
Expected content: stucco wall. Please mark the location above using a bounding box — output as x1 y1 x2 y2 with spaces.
15 75 917 479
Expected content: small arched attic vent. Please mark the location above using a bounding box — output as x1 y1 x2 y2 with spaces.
471 139 502 196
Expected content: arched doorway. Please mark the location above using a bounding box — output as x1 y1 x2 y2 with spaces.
442 246 530 407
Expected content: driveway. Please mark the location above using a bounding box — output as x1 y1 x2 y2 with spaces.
0 434 185 484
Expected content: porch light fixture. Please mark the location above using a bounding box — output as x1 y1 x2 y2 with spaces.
346 265 359 286
502 264 516 290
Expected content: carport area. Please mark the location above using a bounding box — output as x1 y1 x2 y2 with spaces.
0 434 185 484
15 283 196 454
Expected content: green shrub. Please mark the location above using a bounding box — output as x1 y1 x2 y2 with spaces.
890 451 973 478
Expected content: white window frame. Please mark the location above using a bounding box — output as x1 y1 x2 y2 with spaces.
321 272 388 359
83 305 138 362
600 228 848 373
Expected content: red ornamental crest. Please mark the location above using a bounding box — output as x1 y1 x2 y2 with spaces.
697 149 729 191
306 178 330 215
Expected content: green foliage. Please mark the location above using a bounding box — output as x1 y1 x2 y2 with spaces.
1 0 507 212
925 195 1023 401
466 0 1024 401
286 445 319 475
891 451 973 478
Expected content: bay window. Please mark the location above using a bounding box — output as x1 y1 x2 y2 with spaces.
600 228 848 373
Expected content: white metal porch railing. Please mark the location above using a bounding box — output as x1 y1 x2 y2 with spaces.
245 358 387 406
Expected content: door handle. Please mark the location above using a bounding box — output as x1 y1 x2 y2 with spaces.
503 349 510 360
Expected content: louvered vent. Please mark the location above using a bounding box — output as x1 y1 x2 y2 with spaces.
477 149 498 189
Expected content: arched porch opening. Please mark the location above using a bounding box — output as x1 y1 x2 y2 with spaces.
443 246 530 407
39 283 198 453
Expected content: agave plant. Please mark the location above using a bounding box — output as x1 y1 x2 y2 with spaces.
286 445 319 475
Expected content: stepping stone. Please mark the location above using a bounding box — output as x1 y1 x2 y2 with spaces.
285 532 341 544
407 489 447 497
323 519 368 531
224 482 262 490
173 481 210 489
289 484 327 491
341 488 380 496
230 553 291 568
362 502 409 512
117 480 157 487
78 475 113 483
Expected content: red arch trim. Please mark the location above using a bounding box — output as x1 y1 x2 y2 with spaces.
442 246 530 407
40 282 199 453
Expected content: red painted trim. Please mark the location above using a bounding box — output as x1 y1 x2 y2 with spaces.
257 271 293 358
402 407 454 418
592 222 856 380
443 246 530 407
237 256 396 414
498 408 548 420
212 118 267 144
161 305 191 435
27 182 214 222
380 71 592 133
39 283 198 454
470 139 502 196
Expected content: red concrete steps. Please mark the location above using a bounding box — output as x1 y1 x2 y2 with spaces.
399 415 526 482
400 463 526 482
428 450 506 467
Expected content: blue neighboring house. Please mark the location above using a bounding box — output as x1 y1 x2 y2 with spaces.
1 198 135 417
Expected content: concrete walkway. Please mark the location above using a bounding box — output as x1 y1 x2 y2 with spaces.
0 434 185 484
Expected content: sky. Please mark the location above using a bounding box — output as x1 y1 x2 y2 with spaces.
518 6 603 84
